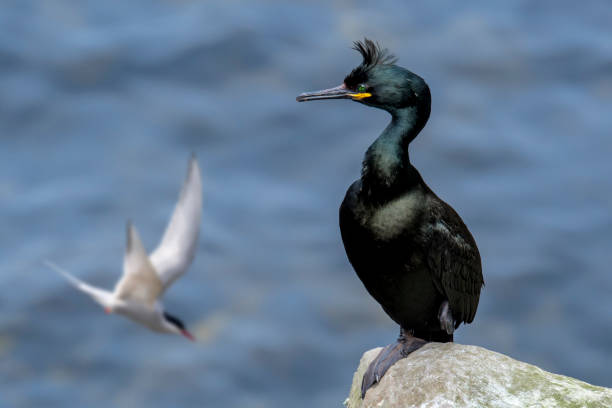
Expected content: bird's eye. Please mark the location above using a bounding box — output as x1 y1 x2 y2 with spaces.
358 84 367 93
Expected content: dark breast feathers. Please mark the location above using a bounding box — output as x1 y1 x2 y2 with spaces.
340 179 483 331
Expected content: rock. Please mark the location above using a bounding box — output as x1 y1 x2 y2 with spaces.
345 343 612 408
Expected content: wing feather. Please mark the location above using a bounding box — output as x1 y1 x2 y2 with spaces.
149 156 202 291
114 222 163 304
426 209 483 324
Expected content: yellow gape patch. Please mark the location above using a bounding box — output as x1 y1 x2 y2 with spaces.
350 93 372 100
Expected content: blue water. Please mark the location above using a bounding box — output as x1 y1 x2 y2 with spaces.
1 1 611 407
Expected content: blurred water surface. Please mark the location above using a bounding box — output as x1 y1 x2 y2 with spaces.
1 1 611 407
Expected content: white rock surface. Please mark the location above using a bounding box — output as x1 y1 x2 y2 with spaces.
345 343 612 408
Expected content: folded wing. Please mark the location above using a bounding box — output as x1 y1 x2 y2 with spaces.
149 156 203 291
426 214 483 325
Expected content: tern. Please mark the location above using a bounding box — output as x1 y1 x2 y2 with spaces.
47 156 203 341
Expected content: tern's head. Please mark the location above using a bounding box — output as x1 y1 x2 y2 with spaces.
163 312 195 341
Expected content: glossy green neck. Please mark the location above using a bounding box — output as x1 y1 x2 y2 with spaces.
361 107 426 198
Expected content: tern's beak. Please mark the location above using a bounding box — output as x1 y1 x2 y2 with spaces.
296 84 371 102
181 329 195 341
104 307 111 314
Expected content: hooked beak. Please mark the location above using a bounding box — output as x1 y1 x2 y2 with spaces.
296 84 371 102
181 329 195 342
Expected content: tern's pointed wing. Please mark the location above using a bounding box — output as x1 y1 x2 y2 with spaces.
45 260 114 309
149 155 202 291
114 222 163 305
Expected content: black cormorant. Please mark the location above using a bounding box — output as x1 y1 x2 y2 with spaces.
297 39 484 398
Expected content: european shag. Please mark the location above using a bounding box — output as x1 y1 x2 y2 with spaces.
297 39 484 397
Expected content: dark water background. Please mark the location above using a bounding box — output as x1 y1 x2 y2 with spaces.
1 1 611 407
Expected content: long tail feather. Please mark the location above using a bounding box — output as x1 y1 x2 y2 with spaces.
45 260 114 309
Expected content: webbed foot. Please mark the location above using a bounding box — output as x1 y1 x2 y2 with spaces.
361 329 427 398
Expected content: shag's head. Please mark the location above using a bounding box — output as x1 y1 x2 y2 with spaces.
297 39 430 116
163 312 195 341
